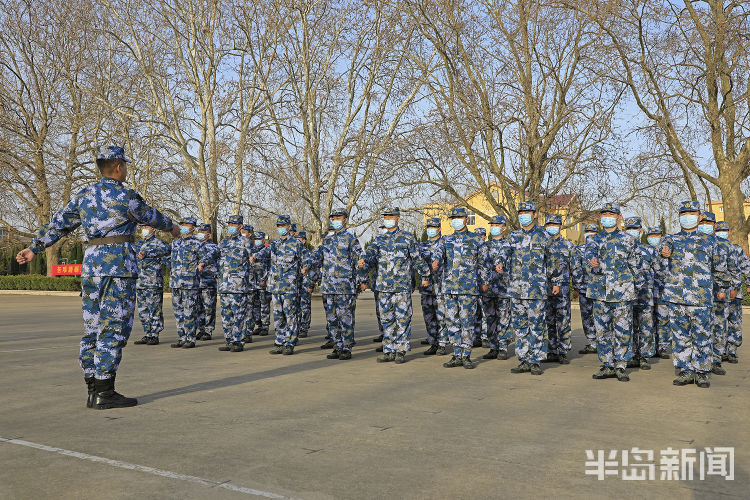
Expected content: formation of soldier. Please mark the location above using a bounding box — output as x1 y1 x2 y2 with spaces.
16 145 748 411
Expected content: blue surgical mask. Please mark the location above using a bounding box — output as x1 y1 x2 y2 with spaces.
545 226 559 236
698 224 713 235
227 226 238 235
647 236 661 247
601 217 617 228
679 214 699 229
518 214 533 227
383 219 396 229
277 227 288 236
180 226 190 236
489 226 502 237
331 220 343 230
585 232 596 241
625 229 640 239
379 228 388 235
254 239 263 246
141 229 151 238
451 218 465 231
716 231 729 239
196 233 206 241
426 228 438 238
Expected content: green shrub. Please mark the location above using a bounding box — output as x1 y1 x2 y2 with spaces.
0 274 81 291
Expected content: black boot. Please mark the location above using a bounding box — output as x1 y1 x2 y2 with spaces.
299 330 308 338
482 349 499 360
85 377 95 409
230 342 244 352
218 342 232 351
472 338 482 348
375 345 384 352
134 336 150 345
320 339 335 350
327 349 340 359
146 336 159 345
436 346 447 356
558 353 569 365
339 350 352 360
93 375 137 410
423 345 439 356
170 340 184 348
373 334 384 343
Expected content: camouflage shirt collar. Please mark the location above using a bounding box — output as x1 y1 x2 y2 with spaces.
101 177 123 186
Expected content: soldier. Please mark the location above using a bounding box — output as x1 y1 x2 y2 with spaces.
195 223 220 341
719 222 745 364
360 208 430 364
660 201 729 388
420 218 444 355
480 215 512 360
624 217 655 370
573 224 599 355
544 214 574 364
169 216 205 349
374 223 387 352
216 215 255 352
317 224 337 350
252 215 306 355
239 224 257 342
252 231 272 336
134 224 170 346
16 145 179 409
473 227 488 348
586 203 642 382
303 208 364 360
296 231 312 338
646 227 671 359
431 207 492 369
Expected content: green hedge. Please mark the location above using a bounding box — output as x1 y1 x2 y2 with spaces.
0 274 81 291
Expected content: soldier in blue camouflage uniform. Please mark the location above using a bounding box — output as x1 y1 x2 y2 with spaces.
697 213 734 376
317 224 337 350
17 145 178 409
499 202 556 375
420 218 445 355
544 214 574 364
646 227 672 359
720 222 745 364
473 227 488 348
480 215 512 360
360 208 430 364
573 224 599 354
373 223 388 352
169 216 206 349
239 224 258 342
624 217 655 370
134 225 170 345
586 203 643 382
251 231 271 336
659 201 729 388
303 208 364 360
195 224 220 341
252 215 306 355
431 207 492 369
216 215 255 352
296 231 312 338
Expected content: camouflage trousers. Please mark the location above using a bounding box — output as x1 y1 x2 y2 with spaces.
273 293 299 346
655 299 671 353
172 288 200 343
197 287 217 336
80 277 136 380
323 294 334 339
474 299 487 341
379 292 413 353
444 294 476 357
632 301 655 358
593 300 632 370
726 298 743 355
323 294 357 352
220 293 248 344
711 300 728 363
136 287 164 337
579 293 595 348
420 293 439 345
546 294 571 355
483 296 511 350
512 298 548 364
668 303 712 374
253 291 271 328
242 291 259 338
297 287 312 333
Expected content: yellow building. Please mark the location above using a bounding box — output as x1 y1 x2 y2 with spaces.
423 183 584 242
707 199 750 246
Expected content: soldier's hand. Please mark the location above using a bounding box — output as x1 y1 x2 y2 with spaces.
301 266 308 275
552 285 560 295
249 256 256 263
481 284 489 293
308 288 313 293
717 292 726 301
730 289 738 299
170 225 181 238
495 264 503 274
360 283 368 292
357 259 365 268
432 260 439 271
16 248 35 264
422 280 430 288
589 257 599 268
137 252 145 259
261 281 266 287
198 263 205 272
661 248 671 258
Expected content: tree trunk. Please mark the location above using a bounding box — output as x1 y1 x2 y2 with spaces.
45 240 64 276
719 180 749 253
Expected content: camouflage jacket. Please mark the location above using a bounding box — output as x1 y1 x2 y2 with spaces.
364 228 430 293
417 239 442 295
304 230 364 295
480 237 508 298
255 234 306 294
432 230 489 296
728 242 749 300
712 236 735 300
658 230 729 307
547 236 575 297
633 241 654 305
28 177 174 278
501 225 555 300
251 241 270 291
584 229 642 303
135 235 170 289
198 241 221 288
169 235 205 289
218 233 255 294
572 243 588 295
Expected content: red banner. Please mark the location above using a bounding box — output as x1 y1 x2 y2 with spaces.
51 264 82 276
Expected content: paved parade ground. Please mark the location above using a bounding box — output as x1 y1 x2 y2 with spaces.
1 293 747 499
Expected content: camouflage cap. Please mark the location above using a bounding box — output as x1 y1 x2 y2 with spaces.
197 224 211 232
449 207 468 218
227 214 243 225
716 221 729 231
96 145 130 163
276 214 291 226
545 214 562 225
242 224 254 232
382 207 401 217
624 217 642 229
701 211 716 223
600 202 620 215
679 200 701 213
646 226 662 235
296 231 307 239
518 201 537 212
254 231 266 239
330 208 349 218
584 223 600 233
474 227 486 235
290 223 298 232
489 215 507 225
180 216 197 226
426 217 441 228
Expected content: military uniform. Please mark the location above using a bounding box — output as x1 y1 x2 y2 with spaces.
723 223 746 363
647 227 671 358
27 145 175 408
473 227 488 347
572 224 599 353
305 209 364 358
479 215 511 359
196 224 220 341
418 218 443 351
239 225 258 341
544 214 574 362
169 217 205 347
296 232 313 337
135 231 170 344
624 217 655 366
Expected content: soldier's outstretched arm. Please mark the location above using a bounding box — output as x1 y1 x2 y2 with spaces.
127 192 175 235
21 197 83 263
